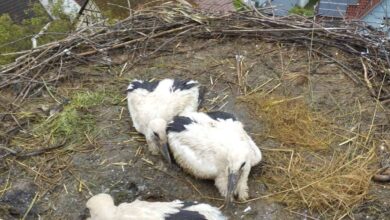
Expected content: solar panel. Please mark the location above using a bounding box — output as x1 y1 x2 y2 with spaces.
317 0 359 17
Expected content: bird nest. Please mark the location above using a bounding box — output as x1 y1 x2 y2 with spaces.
0 1 389 219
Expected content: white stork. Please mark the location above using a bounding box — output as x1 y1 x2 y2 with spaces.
164 111 262 205
86 193 226 220
126 79 203 162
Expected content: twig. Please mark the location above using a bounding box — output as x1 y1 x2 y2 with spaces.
127 0 132 17
22 192 39 220
361 58 376 97
1 140 66 159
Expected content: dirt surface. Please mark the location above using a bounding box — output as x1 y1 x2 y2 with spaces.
1 38 390 220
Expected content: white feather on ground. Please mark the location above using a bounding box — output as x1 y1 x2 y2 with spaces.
126 79 202 155
166 111 262 201
86 193 227 220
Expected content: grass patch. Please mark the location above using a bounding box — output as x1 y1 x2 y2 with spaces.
45 108 95 141
34 91 107 143
72 91 106 109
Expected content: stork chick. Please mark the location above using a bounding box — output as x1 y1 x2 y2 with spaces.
165 111 262 205
86 193 226 220
126 79 203 162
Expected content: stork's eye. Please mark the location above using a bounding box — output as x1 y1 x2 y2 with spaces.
240 162 246 169
153 132 159 138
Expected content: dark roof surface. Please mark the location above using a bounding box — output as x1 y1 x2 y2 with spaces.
317 0 358 17
0 0 41 22
74 0 88 7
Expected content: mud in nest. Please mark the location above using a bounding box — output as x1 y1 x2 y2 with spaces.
240 93 377 218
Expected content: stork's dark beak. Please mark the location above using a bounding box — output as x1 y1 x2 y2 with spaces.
160 142 172 165
224 171 239 208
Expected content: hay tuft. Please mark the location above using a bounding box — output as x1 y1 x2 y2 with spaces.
240 93 376 218
240 93 331 149
263 148 375 218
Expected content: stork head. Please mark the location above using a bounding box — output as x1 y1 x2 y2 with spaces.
224 158 248 207
86 193 116 220
148 118 171 164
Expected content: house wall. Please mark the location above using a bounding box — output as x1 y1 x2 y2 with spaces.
362 0 390 31
39 0 81 19
76 0 104 29
298 0 309 8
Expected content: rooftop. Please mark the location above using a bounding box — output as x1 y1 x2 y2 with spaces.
317 0 358 18
0 0 41 22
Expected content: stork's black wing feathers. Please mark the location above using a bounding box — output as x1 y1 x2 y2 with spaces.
206 111 236 121
165 210 207 220
166 116 194 133
127 80 159 92
172 79 205 108
172 79 198 92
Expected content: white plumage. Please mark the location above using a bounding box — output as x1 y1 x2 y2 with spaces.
126 78 202 161
86 193 226 220
165 111 262 204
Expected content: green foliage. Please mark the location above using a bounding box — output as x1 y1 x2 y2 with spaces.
289 6 314 17
306 0 319 9
22 3 51 32
233 0 247 11
51 0 68 19
0 2 73 65
94 0 129 20
0 14 26 64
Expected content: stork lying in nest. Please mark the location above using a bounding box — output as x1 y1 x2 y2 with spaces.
126 78 203 161
86 193 226 220
163 111 262 206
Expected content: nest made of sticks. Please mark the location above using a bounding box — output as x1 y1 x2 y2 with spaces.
0 1 389 105
0 1 388 218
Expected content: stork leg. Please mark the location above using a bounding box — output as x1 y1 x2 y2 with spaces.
235 166 250 201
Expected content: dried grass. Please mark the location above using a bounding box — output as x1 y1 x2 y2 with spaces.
240 93 332 149
263 147 375 218
240 93 376 218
